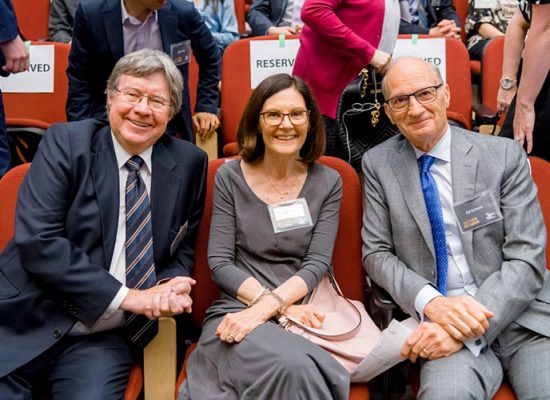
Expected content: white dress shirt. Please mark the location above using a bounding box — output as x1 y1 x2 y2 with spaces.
69 133 153 335
412 126 486 355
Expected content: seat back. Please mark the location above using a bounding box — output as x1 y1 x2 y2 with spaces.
481 36 506 125
319 156 366 300
0 163 31 252
396 35 473 130
452 0 468 43
189 158 224 327
2 41 71 125
529 156 550 267
220 35 298 152
12 0 50 41
234 0 247 34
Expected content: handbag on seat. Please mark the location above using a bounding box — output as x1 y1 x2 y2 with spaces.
279 273 381 379
336 67 399 171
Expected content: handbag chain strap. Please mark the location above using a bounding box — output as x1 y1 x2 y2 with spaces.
358 68 381 127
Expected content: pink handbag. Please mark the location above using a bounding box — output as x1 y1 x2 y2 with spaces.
280 273 381 376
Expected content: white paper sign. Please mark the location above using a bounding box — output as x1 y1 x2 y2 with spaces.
392 38 446 82
0 45 55 93
249 39 300 89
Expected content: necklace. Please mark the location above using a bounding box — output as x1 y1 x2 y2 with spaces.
262 164 300 200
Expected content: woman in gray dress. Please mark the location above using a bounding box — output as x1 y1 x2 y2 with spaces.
180 74 350 399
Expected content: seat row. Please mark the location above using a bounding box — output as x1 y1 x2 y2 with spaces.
3 155 550 399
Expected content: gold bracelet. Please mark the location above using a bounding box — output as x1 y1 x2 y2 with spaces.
249 287 269 307
267 290 287 316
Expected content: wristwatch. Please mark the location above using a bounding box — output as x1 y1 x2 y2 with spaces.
500 78 517 90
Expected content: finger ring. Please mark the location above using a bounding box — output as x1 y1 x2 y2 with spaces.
227 334 234 343
421 348 428 355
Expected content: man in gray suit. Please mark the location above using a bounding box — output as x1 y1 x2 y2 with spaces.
362 56 550 398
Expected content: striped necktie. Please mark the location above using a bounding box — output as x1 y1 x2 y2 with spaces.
124 155 158 347
419 155 448 295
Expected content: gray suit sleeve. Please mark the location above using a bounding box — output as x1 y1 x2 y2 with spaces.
474 141 547 345
361 152 432 318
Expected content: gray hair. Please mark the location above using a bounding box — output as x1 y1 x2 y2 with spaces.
381 56 443 98
106 49 183 117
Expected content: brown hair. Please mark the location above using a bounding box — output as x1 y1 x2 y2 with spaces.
238 73 326 163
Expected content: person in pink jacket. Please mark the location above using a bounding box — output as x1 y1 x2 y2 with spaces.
293 0 399 157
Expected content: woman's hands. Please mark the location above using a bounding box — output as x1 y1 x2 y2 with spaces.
216 293 282 343
285 304 325 328
370 50 391 73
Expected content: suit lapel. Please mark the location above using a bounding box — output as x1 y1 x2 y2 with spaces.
91 126 119 269
450 128 478 266
158 5 177 54
151 138 180 261
390 137 436 257
102 0 124 61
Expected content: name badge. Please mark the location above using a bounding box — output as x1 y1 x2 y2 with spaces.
170 41 191 66
454 192 503 233
475 0 497 8
268 198 313 233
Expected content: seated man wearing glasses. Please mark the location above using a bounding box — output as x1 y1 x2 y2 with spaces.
0 49 207 398
362 56 550 398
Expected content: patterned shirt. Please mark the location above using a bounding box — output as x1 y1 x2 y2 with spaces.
465 0 517 50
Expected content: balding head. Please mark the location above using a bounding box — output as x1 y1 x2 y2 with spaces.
381 56 450 152
381 57 443 98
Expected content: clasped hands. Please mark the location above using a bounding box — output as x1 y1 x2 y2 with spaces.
120 276 195 320
216 302 325 344
429 19 461 40
401 295 494 362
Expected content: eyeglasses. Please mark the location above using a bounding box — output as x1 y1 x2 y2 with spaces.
114 88 170 111
259 110 311 126
385 84 443 112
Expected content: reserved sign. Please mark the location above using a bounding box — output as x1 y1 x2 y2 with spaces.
0 45 55 93
249 39 300 89
392 38 447 82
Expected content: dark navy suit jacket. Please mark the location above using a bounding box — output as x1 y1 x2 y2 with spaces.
399 0 461 34
0 0 19 74
66 0 221 141
0 119 207 378
247 0 287 37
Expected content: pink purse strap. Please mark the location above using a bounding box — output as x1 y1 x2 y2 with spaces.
282 273 363 341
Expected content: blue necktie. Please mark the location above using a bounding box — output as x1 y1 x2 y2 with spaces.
419 155 448 295
124 156 158 347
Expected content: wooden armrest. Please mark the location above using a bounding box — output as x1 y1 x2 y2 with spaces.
195 132 218 161
144 317 177 400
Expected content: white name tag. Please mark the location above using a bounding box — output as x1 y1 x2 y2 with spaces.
268 198 313 233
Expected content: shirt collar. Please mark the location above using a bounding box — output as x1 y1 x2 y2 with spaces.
110 130 153 174
412 125 451 163
121 0 158 25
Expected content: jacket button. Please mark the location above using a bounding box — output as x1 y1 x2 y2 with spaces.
432 271 436 277
53 329 62 339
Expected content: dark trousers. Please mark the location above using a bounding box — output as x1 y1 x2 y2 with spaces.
0 330 133 400
0 90 10 177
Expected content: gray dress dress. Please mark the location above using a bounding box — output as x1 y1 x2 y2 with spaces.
180 160 350 400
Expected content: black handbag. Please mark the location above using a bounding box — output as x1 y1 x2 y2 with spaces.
336 67 399 171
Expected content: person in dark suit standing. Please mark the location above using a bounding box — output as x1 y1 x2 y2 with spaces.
399 0 462 39
67 0 221 142
362 57 550 398
0 0 29 177
0 49 207 398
